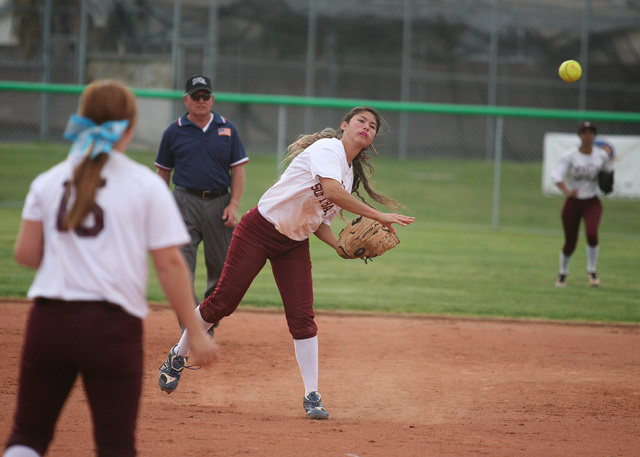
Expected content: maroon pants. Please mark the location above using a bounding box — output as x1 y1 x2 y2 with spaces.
200 207 317 340
560 196 603 256
6 298 143 457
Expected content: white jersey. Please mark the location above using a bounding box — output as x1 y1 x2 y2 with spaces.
258 138 353 240
22 152 190 318
550 146 613 200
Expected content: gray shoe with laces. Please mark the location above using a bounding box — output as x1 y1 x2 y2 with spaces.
158 346 199 393
303 391 329 420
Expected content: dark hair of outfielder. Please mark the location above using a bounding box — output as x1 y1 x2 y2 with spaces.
60 80 137 231
282 106 401 214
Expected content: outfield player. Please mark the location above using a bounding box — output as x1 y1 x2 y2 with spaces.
551 121 613 288
4 80 218 457
155 74 249 338
158 106 415 420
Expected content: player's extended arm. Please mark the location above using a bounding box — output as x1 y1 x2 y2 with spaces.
151 245 219 366
14 219 44 269
318 177 414 233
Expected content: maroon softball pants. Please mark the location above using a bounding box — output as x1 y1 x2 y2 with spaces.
5 298 143 457
560 196 603 256
199 206 317 340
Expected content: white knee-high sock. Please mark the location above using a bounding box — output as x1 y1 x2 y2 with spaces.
559 251 572 275
3 445 41 457
175 305 214 357
294 336 319 395
587 245 599 273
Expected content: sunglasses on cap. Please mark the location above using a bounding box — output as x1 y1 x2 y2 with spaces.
189 93 212 101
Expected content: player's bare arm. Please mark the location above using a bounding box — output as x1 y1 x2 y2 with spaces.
314 222 339 249
14 219 44 269
318 177 415 233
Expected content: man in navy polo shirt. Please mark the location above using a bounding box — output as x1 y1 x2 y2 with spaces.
155 74 249 336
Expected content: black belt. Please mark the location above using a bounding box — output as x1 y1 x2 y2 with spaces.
175 185 229 200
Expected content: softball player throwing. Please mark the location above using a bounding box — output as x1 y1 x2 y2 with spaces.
4 80 218 457
551 121 613 287
158 106 414 420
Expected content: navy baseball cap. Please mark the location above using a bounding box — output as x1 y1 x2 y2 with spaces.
185 75 212 95
577 121 597 134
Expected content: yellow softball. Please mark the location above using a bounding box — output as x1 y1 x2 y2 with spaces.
559 60 582 83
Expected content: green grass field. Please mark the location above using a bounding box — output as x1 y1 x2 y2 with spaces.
1 142 639 323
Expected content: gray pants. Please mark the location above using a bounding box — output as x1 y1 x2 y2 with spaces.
173 188 235 305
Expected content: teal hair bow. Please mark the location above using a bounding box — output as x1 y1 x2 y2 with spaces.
63 114 129 159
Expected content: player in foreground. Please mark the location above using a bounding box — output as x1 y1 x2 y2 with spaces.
551 121 613 288
158 106 415 419
4 80 218 457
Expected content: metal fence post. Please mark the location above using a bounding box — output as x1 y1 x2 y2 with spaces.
398 0 413 159
304 0 317 134
578 0 591 111
492 116 504 229
485 0 500 161
277 105 287 176
78 0 88 84
171 0 182 92
40 0 53 139
205 0 219 88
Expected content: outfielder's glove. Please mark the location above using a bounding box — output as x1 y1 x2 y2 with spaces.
336 216 400 263
598 169 614 195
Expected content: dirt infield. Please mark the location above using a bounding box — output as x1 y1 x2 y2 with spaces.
1 300 639 457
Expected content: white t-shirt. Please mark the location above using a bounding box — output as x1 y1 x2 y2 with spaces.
550 146 613 200
258 138 353 241
22 152 190 318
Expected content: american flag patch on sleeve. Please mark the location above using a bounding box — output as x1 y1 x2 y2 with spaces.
218 128 231 136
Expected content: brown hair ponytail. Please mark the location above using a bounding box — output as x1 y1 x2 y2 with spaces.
61 80 137 231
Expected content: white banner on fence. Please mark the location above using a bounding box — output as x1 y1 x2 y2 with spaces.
542 133 640 200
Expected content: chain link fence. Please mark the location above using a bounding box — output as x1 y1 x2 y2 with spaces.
2 84 639 238
1 0 639 234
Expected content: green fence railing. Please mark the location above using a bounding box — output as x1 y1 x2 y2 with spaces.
3 80 640 122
